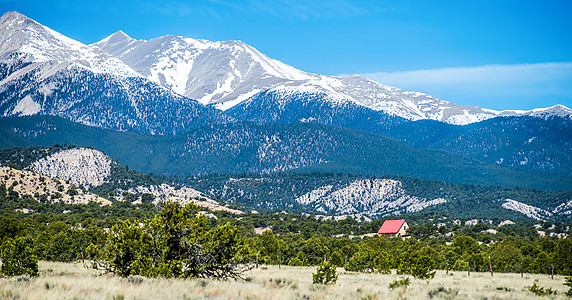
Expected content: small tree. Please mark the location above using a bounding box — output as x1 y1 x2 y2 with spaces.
398 246 436 279
86 219 150 277
313 261 338 285
1 237 39 277
388 277 410 289
411 250 436 279
344 245 390 274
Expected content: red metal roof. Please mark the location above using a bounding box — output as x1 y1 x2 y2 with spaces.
377 219 407 234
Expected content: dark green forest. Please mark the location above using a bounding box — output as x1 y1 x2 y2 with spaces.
2 115 571 191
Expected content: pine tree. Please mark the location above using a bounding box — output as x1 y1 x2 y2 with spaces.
313 261 338 285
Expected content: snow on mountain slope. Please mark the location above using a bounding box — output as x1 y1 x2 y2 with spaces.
295 178 447 216
29 148 112 187
0 11 138 77
0 11 233 134
95 31 312 105
96 31 572 125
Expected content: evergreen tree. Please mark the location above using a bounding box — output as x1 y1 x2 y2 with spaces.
313 261 338 285
87 201 251 279
1 236 39 277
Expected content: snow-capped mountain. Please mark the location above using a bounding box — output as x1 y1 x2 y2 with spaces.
95 31 313 108
96 30 572 125
0 11 232 134
0 11 138 77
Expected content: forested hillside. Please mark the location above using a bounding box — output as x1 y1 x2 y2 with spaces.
186 172 572 221
2 116 571 191
1 145 571 221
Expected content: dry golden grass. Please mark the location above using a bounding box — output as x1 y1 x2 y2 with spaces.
0 261 569 299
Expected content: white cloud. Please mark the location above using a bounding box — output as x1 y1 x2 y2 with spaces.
361 62 572 110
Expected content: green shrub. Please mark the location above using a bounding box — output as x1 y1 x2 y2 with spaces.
344 249 390 274
388 277 410 289
398 247 436 279
312 261 338 285
288 256 304 266
1 237 39 277
564 276 572 297
528 282 557 296
428 287 458 298
87 201 251 279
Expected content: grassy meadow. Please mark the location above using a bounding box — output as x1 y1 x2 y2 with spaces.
0 261 569 299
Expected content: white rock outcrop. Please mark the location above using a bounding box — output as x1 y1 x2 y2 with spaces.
295 179 447 216
501 199 552 220
30 148 112 187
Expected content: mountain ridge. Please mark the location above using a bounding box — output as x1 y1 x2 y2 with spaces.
0 11 234 135
1 115 571 192
95 28 572 125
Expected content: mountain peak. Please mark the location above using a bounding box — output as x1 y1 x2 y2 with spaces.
0 11 42 35
97 30 135 46
527 104 572 119
0 11 139 76
0 11 28 23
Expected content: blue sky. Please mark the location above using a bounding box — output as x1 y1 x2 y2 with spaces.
1 0 571 110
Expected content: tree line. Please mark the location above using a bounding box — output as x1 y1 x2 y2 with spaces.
1 197 572 279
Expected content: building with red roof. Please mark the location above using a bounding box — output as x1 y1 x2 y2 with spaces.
377 219 409 237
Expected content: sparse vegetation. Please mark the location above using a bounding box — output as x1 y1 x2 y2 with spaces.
427 286 459 298
529 282 558 296
388 277 410 289
0 262 569 299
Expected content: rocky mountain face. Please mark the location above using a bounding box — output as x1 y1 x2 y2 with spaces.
295 178 448 216
0 11 233 135
0 145 241 212
29 148 112 187
187 173 572 221
96 29 572 126
1 10 570 134
95 31 311 109
121 183 242 214
0 11 570 220
501 199 553 221
1 11 570 176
